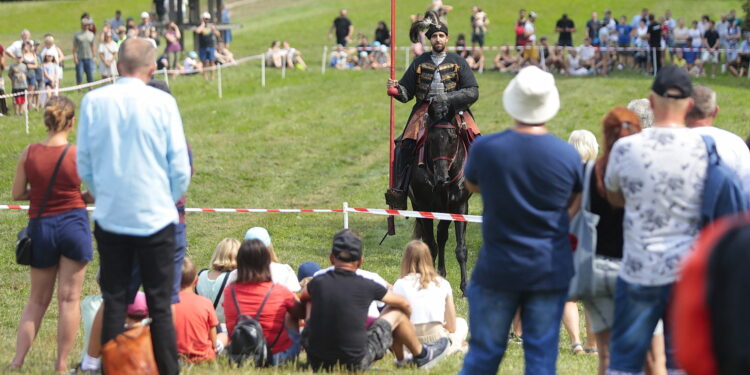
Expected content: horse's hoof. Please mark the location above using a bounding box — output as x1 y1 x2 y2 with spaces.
439 269 447 278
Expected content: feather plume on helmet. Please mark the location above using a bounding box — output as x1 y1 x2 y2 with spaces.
409 11 449 43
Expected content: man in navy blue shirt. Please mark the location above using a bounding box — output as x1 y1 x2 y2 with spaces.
460 66 582 375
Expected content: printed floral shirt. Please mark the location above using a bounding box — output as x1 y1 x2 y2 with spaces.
605 127 707 286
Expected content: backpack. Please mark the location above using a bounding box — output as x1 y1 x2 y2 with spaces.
228 283 284 367
699 135 749 228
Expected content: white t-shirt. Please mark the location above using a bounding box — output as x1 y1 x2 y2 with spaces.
196 271 231 323
227 262 301 293
578 45 596 61
6 40 24 58
183 57 197 72
393 274 452 325
314 267 388 317
691 126 750 199
524 21 536 43
605 127 707 286
689 28 703 48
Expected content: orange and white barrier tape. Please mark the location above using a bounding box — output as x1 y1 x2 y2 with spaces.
0 204 482 223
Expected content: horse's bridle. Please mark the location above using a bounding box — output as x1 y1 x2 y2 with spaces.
430 123 467 184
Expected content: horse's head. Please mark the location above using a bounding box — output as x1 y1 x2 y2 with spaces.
427 99 459 187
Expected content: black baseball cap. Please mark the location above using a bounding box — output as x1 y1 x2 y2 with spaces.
331 229 362 262
652 65 692 99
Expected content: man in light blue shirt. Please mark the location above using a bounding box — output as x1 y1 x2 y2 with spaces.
77 38 189 375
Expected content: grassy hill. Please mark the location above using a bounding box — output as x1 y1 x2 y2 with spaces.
0 0 748 373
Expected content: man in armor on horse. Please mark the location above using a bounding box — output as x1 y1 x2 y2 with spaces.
386 13 481 210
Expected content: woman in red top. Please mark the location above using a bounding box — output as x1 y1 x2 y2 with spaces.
9 96 94 373
223 239 304 366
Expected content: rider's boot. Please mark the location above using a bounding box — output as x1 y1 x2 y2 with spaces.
385 139 416 210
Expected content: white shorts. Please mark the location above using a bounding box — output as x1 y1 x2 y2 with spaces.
702 50 719 63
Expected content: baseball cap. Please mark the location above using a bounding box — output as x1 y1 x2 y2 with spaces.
127 292 148 318
331 229 362 262
202 11 211 19
529 11 538 18
141 11 150 18
81 18 93 25
652 65 692 99
244 227 271 247
187 50 198 59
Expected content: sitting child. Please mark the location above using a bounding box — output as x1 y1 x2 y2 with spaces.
227 227 301 293
392 240 468 355
79 292 149 372
173 258 225 363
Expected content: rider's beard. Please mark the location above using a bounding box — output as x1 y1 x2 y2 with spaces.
432 42 445 53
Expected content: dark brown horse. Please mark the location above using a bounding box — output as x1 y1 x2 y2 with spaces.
409 100 473 293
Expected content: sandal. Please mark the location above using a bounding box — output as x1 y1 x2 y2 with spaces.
584 347 598 355
571 343 585 355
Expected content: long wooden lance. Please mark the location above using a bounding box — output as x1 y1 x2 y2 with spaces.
384 0 398 239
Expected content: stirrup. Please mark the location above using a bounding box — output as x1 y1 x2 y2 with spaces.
385 189 408 210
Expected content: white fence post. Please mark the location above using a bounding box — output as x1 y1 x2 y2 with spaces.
163 67 169 88
321 46 328 74
217 63 223 99
652 48 658 77
261 53 266 87
281 54 286 79
343 202 349 229
24 90 29 134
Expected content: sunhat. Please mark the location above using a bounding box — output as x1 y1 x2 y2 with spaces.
187 51 198 59
244 227 271 247
502 66 560 124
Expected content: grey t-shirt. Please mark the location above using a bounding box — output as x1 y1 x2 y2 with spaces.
74 31 95 60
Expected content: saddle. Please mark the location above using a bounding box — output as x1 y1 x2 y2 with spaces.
416 110 478 167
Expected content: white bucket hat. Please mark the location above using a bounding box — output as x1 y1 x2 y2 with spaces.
502 66 560 124
201 11 212 19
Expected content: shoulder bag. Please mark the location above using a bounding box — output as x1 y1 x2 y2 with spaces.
567 161 600 300
15 144 71 266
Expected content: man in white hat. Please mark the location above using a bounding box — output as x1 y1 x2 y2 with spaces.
138 11 152 37
460 66 582 375
195 11 221 81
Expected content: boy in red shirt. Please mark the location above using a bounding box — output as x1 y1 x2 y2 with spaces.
173 258 225 362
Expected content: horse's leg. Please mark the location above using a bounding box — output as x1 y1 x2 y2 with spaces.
454 219 468 295
420 218 437 263
436 220 450 278
412 217 423 240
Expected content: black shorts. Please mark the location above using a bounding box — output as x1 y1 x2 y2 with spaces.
307 319 393 372
471 33 485 47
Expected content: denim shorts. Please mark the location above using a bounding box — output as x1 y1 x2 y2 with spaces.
199 47 215 62
29 208 93 268
270 328 302 366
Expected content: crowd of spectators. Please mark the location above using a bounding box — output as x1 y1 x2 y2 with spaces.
0 7 239 117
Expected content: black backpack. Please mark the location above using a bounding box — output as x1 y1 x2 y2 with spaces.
228 283 283 367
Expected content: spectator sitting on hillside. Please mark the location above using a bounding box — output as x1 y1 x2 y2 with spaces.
392 240 468 356
540 37 566 73
196 238 240 326
329 44 349 69
215 42 235 65
370 42 390 70
300 229 450 371
683 38 703 76
566 48 590 76
578 37 597 70
494 47 520 73
465 47 484 71
281 42 307 70
182 51 202 74
265 41 284 68
227 227 301 293
173 258 225 363
728 32 750 77
223 240 305 366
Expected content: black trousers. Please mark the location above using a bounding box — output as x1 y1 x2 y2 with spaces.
95 223 179 375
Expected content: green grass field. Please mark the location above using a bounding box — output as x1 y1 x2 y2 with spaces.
0 0 748 373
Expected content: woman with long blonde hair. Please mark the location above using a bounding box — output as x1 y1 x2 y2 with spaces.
392 240 467 355
196 238 240 324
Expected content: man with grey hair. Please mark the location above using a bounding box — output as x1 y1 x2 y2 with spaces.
5 30 31 60
687 84 750 198
77 38 191 375
626 98 653 128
